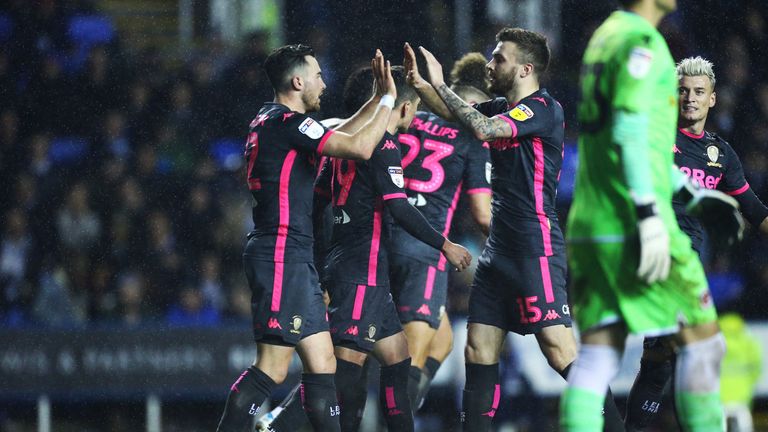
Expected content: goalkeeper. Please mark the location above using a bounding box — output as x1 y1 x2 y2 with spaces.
560 0 744 431
624 55 768 431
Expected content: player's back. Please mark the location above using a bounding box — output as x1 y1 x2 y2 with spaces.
568 11 678 241
245 102 331 262
389 111 490 267
320 132 405 287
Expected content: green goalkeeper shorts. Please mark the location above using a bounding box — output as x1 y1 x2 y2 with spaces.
567 230 717 335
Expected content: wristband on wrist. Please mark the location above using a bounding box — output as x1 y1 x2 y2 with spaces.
635 201 659 220
379 94 395 109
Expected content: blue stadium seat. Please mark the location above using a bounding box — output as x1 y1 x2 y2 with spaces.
49 137 89 166
67 15 115 46
0 13 13 42
210 138 244 171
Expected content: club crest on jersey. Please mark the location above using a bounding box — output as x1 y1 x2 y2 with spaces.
706 145 720 163
508 104 534 121
627 46 653 78
298 118 324 139
388 166 404 188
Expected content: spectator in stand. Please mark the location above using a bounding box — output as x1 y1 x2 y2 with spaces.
166 285 220 327
143 209 182 312
114 271 148 327
197 252 226 313
0 208 35 323
56 182 101 254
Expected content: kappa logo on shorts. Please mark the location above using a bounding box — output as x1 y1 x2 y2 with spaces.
290 315 303 334
344 326 359 336
416 304 432 316
267 318 282 329
543 309 561 321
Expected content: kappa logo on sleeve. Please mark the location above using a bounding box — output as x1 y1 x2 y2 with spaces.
508 104 534 121
388 166 404 188
298 117 325 139
627 46 653 78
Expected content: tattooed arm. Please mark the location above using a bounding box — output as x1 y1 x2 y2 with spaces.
433 83 513 141
418 46 513 141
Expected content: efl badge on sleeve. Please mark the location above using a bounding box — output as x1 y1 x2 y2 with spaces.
388 166 404 188
627 47 653 78
509 103 534 121
706 145 720 163
298 118 324 139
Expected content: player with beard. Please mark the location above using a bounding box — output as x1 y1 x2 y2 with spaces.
255 65 377 432
407 29 624 431
391 52 492 413
216 45 398 432
624 56 768 431
261 66 472 432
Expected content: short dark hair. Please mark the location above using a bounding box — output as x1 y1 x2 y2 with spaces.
342 65 418 113
263 44 315 92
343 66 374 116
390 65 419 107
496 27 550 76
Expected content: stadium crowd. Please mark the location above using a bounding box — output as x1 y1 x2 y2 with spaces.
1 0 768 332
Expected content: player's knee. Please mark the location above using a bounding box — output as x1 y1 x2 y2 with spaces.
256 364 289 384
305 349 337 374
464 338 497 364
676 333 725 393
544 343 577 372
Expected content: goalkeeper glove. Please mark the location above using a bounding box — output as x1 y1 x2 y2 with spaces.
635 201 671 284
675 180 745 248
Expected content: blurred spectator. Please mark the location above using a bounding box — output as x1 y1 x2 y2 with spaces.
0 208 35 322
124 78 156 145
93 110 131 163
56 182 101 253
22 54 70 135
165 285 220 327
226 280 252 323
180 183 221 256
114 271 148 327
70 45 125 136
197 252 226 312
143 209 182 312
32 261 86 326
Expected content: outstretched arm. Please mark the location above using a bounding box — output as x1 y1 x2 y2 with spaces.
418 46 512 141
321 50 396 160
333 50 391 134
403 42 455 121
